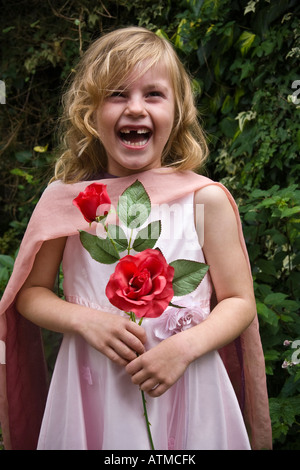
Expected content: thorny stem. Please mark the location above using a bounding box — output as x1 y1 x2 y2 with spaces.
141 390 155 450
125 311 155 450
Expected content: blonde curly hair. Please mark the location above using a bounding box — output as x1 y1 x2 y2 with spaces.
52 27 208 183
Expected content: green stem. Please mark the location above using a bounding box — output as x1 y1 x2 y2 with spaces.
169 302 184 309
125 311 155 449
127 228 134 254
141 389 155 450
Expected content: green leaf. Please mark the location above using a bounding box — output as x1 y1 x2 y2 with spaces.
155 29 169 40
170 259 209 297
118 180 151 229
269 396 300 430
0 254 15 269
256 259 277 277
10 168 34 184
133 220 162 252
106 225 129 253
296 129 300 150
256 301 278 326
280 206 300 218
0 267 9 283
264 349 280 362
79 231 120 264
34 144 48 153
2 26 15 34
15 150 32 163
264 292 287 306
237 31 256 56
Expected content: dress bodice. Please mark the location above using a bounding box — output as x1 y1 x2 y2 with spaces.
62 193 212 317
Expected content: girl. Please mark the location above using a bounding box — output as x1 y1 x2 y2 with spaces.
0 27 272 450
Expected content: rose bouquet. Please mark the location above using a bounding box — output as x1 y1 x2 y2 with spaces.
73 180 209 449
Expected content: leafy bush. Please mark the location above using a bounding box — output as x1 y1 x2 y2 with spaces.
240 185 300 446
169 0 300 448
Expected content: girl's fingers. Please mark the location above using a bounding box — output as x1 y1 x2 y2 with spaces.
146 383 166 397
122 330 145 356
109 336 141 363
125 355 142 376
126 320 147 344
133 372 167 397
105 347 129 366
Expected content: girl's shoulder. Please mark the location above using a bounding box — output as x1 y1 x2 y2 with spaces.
194 182 233 211
194 182 241 237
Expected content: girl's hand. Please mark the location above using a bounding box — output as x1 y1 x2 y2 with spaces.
125 333 191 397
16 237 147 368
79 309 147 367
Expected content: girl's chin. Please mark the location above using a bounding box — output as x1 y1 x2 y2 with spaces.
107 160 161 176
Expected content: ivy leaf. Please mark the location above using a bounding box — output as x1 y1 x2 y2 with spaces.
133 220 162 252
170 259 209 297
118 180 151 228
237 31 256 56
79 231 120 264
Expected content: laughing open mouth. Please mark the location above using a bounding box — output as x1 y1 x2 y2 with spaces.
119 127 152 147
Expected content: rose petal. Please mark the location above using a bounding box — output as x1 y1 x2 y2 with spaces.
154 305 209 339
73 183 111 223
106 248 174 318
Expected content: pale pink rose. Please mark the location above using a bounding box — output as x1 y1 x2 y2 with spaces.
154 303 209 340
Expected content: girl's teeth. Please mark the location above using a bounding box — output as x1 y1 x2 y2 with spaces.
123 138 148 146
119 128 151 146
120 128 149 134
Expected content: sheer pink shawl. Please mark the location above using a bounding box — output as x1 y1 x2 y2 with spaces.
0 169 272 450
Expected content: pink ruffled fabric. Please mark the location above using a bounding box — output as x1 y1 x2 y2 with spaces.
154 300 210 340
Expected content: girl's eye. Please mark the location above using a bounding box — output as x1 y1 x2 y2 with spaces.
148 91 163 98
109 91 126 98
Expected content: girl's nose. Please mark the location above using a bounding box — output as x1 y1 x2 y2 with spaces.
125 95 147 117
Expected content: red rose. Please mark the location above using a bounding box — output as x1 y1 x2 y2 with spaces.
73 183 111 223
106 249 174 318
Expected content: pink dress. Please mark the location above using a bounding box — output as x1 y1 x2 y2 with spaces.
37 193 251 450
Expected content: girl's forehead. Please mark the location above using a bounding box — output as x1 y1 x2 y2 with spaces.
116 60 173 89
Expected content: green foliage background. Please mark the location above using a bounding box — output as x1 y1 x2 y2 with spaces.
0 0 299 449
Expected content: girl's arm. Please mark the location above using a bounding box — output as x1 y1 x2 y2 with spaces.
126 185 256 396
16 237 146 366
